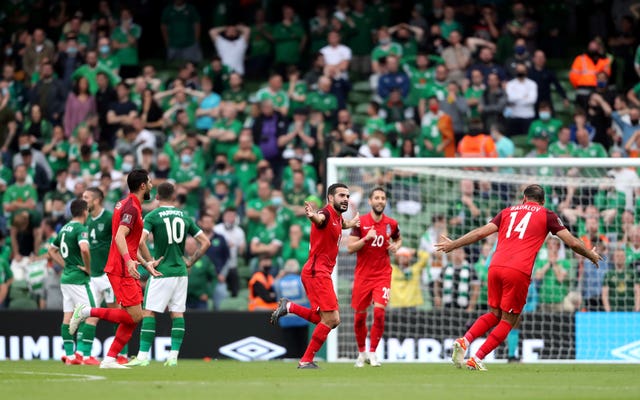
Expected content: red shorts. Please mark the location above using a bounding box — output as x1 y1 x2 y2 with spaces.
301 268 338 312
351 278 391 310
107 273 143 307
487 266 531 314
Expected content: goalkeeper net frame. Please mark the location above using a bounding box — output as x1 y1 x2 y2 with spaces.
325 157 640 363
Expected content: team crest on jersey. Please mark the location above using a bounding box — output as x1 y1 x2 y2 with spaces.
98 223 105 231
81 231 88 239
557 217 564 227
122 213 132 224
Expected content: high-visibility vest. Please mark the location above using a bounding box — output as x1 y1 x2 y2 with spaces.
248 271 278 311
569 54 611 88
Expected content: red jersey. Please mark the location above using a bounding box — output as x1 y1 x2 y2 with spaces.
351 213 400 281
490 202 566 276
303 205 343 274
104 194 144 277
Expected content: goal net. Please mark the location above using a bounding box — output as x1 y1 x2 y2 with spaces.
326 157 640 363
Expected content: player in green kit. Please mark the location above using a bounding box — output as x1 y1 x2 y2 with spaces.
48 199 99 365
127 182 210 367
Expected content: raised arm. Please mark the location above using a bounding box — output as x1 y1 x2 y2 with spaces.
555 229 603 267
434 223 498 253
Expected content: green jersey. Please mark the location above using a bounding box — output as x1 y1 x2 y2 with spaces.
533 253 572 304
418 116 443 157
111 24 142 66
53 221 90 285
347 12 374 56
255 87 289 110
272 22 305 65
371 43 403 63
548 141 576 158
169 167 202 217
527 118 563 144
306 91 338 114
603 268 638 311
404 64 436 106
144 206 202 277
464 85 485 119
161 3 200 48
86 209 113 277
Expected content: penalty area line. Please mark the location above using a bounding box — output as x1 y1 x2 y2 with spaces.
0 370 107 382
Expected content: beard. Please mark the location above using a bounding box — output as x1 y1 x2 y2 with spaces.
372 204 385 216
143 191 151 201
333 200 348 213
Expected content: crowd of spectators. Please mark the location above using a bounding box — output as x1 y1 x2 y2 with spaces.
1 0 640 312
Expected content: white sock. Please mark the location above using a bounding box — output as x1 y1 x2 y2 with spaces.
168 350 179 359
81 306 91 318
137 351 149 361
285 302 291 312
103 356 116 363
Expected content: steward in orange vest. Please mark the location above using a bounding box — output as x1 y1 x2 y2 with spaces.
248 258 278 311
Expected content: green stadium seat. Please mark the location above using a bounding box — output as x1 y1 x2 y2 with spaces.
218 288 249 311
348 91 372 105
352 80 372 93
354 103 370 115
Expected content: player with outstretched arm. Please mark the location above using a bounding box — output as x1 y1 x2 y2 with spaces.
69 169 163 369
270 183 360 369
435 184 602 371
347 187 401 367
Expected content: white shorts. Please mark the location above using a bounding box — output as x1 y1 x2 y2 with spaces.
61 283 96 313
91 274 115 305
143 276 188 313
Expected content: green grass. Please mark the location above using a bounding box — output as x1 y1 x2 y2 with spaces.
1 360 639 400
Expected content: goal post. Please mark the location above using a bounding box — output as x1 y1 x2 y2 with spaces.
325 157 640 363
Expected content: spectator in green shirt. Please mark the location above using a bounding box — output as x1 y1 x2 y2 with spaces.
255 73 290 116
533 237 573 312
309 4 330 55
272 5 307 75
71 50 120 95
602 248 639 312
161 0 202 63
222 73 248 118
348 0 375 76
111 7 142 79
548 126 576 158
246 8 272 80
306 76 338 120
96 37 120 77
3 164 37 218
527 101 563 144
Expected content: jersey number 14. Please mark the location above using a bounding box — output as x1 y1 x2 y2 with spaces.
505 211 532 239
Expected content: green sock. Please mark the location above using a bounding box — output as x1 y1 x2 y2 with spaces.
78 323 96 357
61 324 74 356
139 317 156 353
507 329 520 358
171 317 185 352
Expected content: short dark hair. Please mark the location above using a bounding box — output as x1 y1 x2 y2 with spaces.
85 187 104 202
369 101 380 113
369 187 387 199
127 168 149 192
523 184 545 203
157 181 175 201
327 183 348 198
70 199 88 217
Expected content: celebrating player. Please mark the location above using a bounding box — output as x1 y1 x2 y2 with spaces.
435 184 602 371
347 187 401 367
127 182 210 367
270 183 360 369
47 199 98 365
69 169 162 369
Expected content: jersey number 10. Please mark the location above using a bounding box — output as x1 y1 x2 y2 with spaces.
505 211 532 239
163 217 186 244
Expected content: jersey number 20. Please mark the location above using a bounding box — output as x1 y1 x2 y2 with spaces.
505 211 532 239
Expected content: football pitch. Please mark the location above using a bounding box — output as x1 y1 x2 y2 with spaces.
1 360 639 400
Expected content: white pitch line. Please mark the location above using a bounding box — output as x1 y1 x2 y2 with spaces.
0 371 107 382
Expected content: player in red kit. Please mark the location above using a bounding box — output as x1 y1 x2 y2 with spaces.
435 184 602 371
69 169 163 369
348 187 401 367
270 183 360 369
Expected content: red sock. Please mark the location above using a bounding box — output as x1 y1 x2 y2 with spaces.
369 307 385 352
106 323 136 358
300 323 331 363
354 312 367 352
289 302 321 324
475 320 512 360
464 312 500 343
90 307 135 325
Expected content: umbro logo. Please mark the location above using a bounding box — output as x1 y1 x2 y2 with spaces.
219 336 286 361
611 340 640 361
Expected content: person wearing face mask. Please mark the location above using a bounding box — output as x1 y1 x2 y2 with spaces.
169 146 202 218
569 39 612 109
419 96 454 157
505 63 538 137
504 38 532 79
205 154 241 209
96 37 120 76
370 27 403 90
248 256 278 311
527 102 562 144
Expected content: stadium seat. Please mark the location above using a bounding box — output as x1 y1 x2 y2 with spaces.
352 80 372 93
